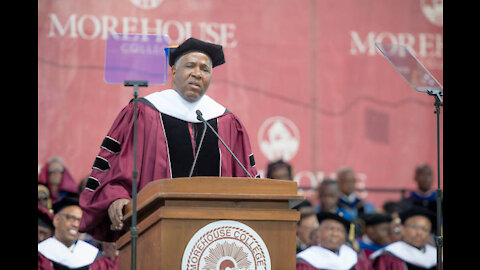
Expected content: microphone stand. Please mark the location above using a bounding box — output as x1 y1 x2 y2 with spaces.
188 121 207 177
124 80 148 270
196 110 253 178
427 89 443 270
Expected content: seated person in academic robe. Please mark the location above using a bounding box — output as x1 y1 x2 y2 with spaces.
38 197 118 270
38 156 79 202
79 37 259 242
405 164 438 214
357 213 392 258
295 206 319 253
336 167 375 220
314 179 353 220
370 207 440 270
296 212 372 270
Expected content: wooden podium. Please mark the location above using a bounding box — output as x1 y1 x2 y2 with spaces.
116 177 304 269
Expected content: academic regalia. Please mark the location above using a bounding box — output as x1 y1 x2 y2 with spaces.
79 89 259 242
338 194 376 219
370 241 438 270
38 237 100 270
39 197 119 270
357 213 392 258
38 161 78 202
314 204 354 221
406 190 438 214
296 245 358 270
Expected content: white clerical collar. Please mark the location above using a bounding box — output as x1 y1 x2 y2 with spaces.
144 89 226 123
38 237 99 268
369 241 438 268
296 244 358 270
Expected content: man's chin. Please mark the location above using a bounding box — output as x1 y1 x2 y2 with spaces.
183 93 204 103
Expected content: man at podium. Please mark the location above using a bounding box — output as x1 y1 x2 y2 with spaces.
79 37 259 242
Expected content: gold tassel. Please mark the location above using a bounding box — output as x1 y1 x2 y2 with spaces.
349 223 359 252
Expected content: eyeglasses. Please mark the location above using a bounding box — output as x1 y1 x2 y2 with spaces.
59 213 82 223
48 168 64 174
405 223 431 233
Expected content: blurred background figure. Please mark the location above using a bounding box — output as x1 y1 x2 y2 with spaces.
295 204 319 253
357 213 392 258
38 183 52 211
405 163 437 213
266 159 294 180
297 212 372 270
314 179 353 220
38 204 54 243
370 207 438 270
38 156 79 202
336 166 376 219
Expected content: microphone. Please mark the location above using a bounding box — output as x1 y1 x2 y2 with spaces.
195 110 253 178
188 117 207 178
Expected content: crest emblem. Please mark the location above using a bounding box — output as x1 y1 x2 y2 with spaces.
420 0 443 27
258 116 300 162
182 220 271 270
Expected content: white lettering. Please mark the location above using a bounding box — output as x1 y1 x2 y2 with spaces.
45 13 238 47
350 30 443 60
48 13 77 38
101 15 119 40
78 15 101 40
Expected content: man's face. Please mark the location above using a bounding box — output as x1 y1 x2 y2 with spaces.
366 222 391 246
172 52 212 103
296 215 319 245
38 225 53 243
401 215 432 249
337 172 356 195
415 169 433 192
270 166 292 180
318 184 340 211
48 162 64 190
53 206 82 247
314 219 346 252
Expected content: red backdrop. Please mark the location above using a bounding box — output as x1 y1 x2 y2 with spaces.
38 0 443 208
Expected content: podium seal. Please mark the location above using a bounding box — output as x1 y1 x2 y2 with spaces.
181 220 271 270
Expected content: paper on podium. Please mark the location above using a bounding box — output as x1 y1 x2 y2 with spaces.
104 33 170 85
375 42 443 93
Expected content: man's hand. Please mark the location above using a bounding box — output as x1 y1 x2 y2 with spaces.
108 198 130 231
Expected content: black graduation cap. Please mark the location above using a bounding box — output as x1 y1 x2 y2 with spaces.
317 211 351 232
399 206 437 234
52 196 79 214
362 213 393 226
168 37 225 68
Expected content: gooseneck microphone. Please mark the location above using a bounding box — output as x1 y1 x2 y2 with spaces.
188 119 207 178
195 110 253 178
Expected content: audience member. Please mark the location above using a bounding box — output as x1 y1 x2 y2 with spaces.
405 164 437 213
382 200 412 243
357 213 392 258
336 166 376 219
314 179 353 220
296 212 372 270
296 206 320 253
38 156 79 202
266 159 294 180
370 206 439 270
38 205 54 243
38 197 118 270
38 184 52 211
